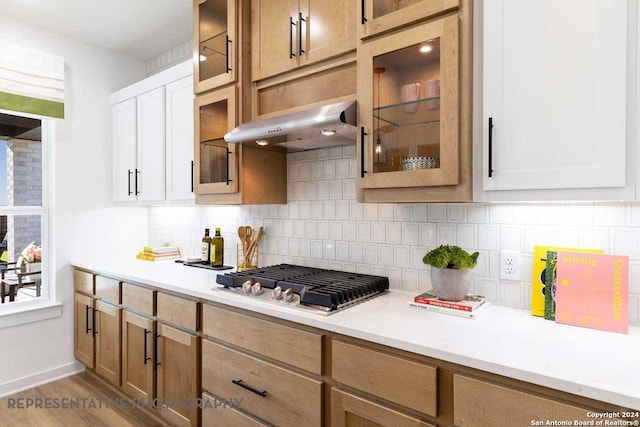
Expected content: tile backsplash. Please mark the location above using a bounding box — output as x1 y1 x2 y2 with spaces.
149 146 640 325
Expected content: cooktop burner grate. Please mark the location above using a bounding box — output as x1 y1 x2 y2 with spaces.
216 264 389 311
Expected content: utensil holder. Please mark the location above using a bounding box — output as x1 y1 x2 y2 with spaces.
237 244 258 271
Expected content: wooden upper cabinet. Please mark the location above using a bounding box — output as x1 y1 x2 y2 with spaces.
193 0 237 93
359 0 459 40
358 16 460 191
252 0 356 81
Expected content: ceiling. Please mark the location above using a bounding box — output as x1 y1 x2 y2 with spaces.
0 0 192 60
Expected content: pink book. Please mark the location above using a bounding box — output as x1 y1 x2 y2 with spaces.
555 252 629 334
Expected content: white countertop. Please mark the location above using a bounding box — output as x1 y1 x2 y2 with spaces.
70 257 640 410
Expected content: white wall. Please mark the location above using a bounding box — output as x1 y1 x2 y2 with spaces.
145 41 191 76
0 17 149 389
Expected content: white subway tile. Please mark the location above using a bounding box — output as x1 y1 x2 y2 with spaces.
386 222 402 244
316 148 330 159
317 260 330 269
311 240 323 259
294 182 305 200
372 266 386 276
305 181 317 200
300 201 311 219
437 224 456 245
305 220 317 239
472 251 489 277
317 180 330 199
631 262 640 293
500 225 524 251
501 282 524 308
349 158 358 178
467 204 489 223
365 243 378 264
356 264 371 274
379 204 395 221
564 204 593 226
386 267 402 289
412 204 428 221
394 246 411 268
395 204 412 221
343 220 357 241
629 295 640 325
336 241 349 261
294 220 305 238
324 160 336 179
316 220 329 239
288 163 300 181
628 205 640 227
330 180 343 199
478 225 500 250
278 238 289 255
457 224 477 249
548 227 579 248
489 251 500 279
371 221 386 243
350 243 363 263
520 254 533 282
447 205 467 222
289 239 300 257
311 162 324 180
358 222 371 242
611 229 639 257
595 204 626 227
336 200 350 220
283 220 294 237
402 269 419 292
304 258 317 268
342 262 356 273
411 246 428 270
335 159 350 178
379 244 394 266
267 236 278 254
350 201 364 220
524 226 550 250
429 204 446 222
418 270 431 291
536 205 564 225
419 223 436 245
479 279 499 303
364 203 378 220
305 150 317 161
343 145 356 158
331 221 343 240
300 239 311 257
402 223 419 245
490 205 512 224
323 240 336 260
343 179 356 200
330 146 343 158
323 200 336 219
310 201 323 219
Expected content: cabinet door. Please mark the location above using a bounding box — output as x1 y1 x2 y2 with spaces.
136 87 166 202
482 0 627 192
331 388 435 427
112 99 137 202
74 292 95 368
156 323 199 427
194 0 237 93
94 300 122 387
194 86 239 195
299 0 356 66
358 16 459 189
166 77 195 201
251 0 300 81
359 0 458 39
122 311 155 401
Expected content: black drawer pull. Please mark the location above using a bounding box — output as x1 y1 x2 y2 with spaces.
488 117 494 178
143 329 151 365
360 127 368 178
85 305 91 334
232 379 267 397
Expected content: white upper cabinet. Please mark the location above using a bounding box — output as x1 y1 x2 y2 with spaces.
112 99 137 202
477 0 635 201
166 77 195 201
136 87 166 202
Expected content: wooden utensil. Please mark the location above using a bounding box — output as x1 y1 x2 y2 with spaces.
244 226 263 268
238 226 247 260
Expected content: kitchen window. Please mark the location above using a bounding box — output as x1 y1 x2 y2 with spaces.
0 110 57 326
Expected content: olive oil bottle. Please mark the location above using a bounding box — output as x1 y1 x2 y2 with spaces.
201 228 211 262
210 227 224 267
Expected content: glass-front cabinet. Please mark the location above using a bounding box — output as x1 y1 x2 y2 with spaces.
359 0 459 39
194 86 238 195
193 0 237 93
358 15 459 190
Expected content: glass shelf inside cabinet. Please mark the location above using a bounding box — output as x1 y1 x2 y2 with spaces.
201 136 226 146
373 97 440 128
200 30 228 59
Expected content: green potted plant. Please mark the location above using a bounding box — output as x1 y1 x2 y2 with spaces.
422 245 479 301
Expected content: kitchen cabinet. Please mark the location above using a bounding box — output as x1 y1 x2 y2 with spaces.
74 292 95 368
331 388 435 427
166 77 196 201
156 323 200 427
359 0 458 40
112 60 193 204
477 0 633 201
194 86 287 204
357 5 473 203
121 310 155 401
94 299 122 387
251 0 356 81
193 0 237 93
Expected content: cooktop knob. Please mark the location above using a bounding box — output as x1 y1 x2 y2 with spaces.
241 280 252 294
283 288 295 302
251 282 263 295
272 286 283 300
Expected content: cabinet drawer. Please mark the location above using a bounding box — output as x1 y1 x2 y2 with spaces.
122 283 155 316
157 292 198 331
95 276 120 304
202 305 322 375
202 393 268 427
74 270 94 294
332 341 437 417
202 340 322 427
453 375 619 427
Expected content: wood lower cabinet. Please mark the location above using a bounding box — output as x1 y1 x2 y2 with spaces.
94 300 122 387
202 392 268 427
121 310 155 401
331 388 435 427
156 323 200 427
74 292 95 368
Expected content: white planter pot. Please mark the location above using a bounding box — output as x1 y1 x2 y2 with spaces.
24 262 41 274
430 267 472 301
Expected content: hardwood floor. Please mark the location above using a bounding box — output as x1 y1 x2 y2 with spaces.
0 372 167 427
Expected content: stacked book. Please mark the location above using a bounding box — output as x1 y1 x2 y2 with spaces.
136 246 181 261
408 290 489 319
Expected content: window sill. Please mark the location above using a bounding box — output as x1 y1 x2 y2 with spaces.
0 301 63 329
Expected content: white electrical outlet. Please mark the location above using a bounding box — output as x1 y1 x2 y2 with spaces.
499 250 521 280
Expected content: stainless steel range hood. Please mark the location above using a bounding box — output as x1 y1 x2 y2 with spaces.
224 100 356 152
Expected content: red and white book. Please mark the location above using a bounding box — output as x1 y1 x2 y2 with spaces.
414 290 487 312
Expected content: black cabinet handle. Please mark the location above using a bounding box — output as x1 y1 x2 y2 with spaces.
92 307 98 337
289 17 296 59
127 169 132 196
232 379 267 397
154 333 161 367
225 36 232 73
488 117 494 178
143 329 151 365
85 304 91 334
361 0 367 24
191 160 195 193
226 149 233 185
298 13 306 55
134 168 140 195
360 127 368 178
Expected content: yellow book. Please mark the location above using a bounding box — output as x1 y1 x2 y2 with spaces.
531 246 602 317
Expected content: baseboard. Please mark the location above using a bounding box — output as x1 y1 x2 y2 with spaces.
0 361 85 398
